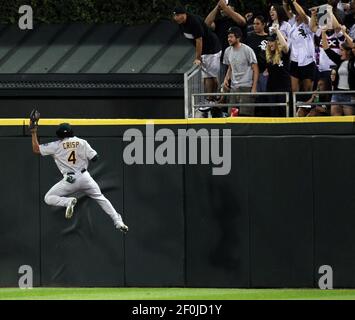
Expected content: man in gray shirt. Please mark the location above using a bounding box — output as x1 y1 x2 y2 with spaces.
223 26 259 116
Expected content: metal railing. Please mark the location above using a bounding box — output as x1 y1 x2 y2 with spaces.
184 65 202 118
191 92 290 118
184 64 355 118
293 91 355 116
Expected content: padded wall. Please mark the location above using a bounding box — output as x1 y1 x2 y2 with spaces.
1 122 355 288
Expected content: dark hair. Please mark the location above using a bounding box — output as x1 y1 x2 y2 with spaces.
227 26 243 38
254 15 266 25
342 42 355 60
341 42 352 51
269 4 289 25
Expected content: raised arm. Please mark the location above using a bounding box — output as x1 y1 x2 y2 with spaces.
205 3 220 29
31 128 40 154
321 27 342 65
282 0 294 20
332 12 342 33
341 25 355 48
277 29 289 53
218 0 246 26
321 26 329 50
310 8 318 33
292 0 310 25
274 24 289 53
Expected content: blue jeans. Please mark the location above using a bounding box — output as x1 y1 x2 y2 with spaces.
257 73 268 92
255 73 269 116
331 93 352 106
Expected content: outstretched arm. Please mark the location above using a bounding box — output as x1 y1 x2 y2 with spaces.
331 13 342 33
310 8 318 33
292 0 310 25
218 0 246 26
273 24 289 53
341 25 354 48
282 0 294 20
321 26 329 50
31 128 40 154
205 3 219 29
321 27 342 65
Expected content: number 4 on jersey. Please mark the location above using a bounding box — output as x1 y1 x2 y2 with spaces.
68 151 76 164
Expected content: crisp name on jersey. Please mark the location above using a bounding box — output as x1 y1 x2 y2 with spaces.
63 142 80 149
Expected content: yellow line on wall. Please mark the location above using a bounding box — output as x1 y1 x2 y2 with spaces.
24 119 189 126
226 116 355 124
0 119 27 126
1 117 355 126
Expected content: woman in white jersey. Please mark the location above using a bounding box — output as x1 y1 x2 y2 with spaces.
268 4 291 39
284 0 316 116
30 123 129 233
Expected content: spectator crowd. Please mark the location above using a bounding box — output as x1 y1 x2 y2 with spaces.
173 0 355 117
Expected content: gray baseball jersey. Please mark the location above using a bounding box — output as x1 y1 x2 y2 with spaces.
39 136 97 175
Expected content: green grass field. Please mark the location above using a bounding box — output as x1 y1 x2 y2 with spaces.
0 288 355 300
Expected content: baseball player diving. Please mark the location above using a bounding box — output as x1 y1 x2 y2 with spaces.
28 110 129 233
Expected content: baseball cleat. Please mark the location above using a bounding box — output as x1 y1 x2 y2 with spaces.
65 198 77 219
198 99 216 112
198 106 212 112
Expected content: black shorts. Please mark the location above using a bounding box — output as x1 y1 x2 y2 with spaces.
290 61 316 81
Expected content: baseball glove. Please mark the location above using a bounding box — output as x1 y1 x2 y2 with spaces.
29 109 40 130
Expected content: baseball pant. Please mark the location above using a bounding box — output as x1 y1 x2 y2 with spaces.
44 171 123 226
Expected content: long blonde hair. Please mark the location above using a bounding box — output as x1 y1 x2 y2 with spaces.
266 41 283 65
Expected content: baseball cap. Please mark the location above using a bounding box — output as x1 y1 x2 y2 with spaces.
266 33 278 41
227 26 242 38
58 122 72 131
173 6 186 15
56 123 74 138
